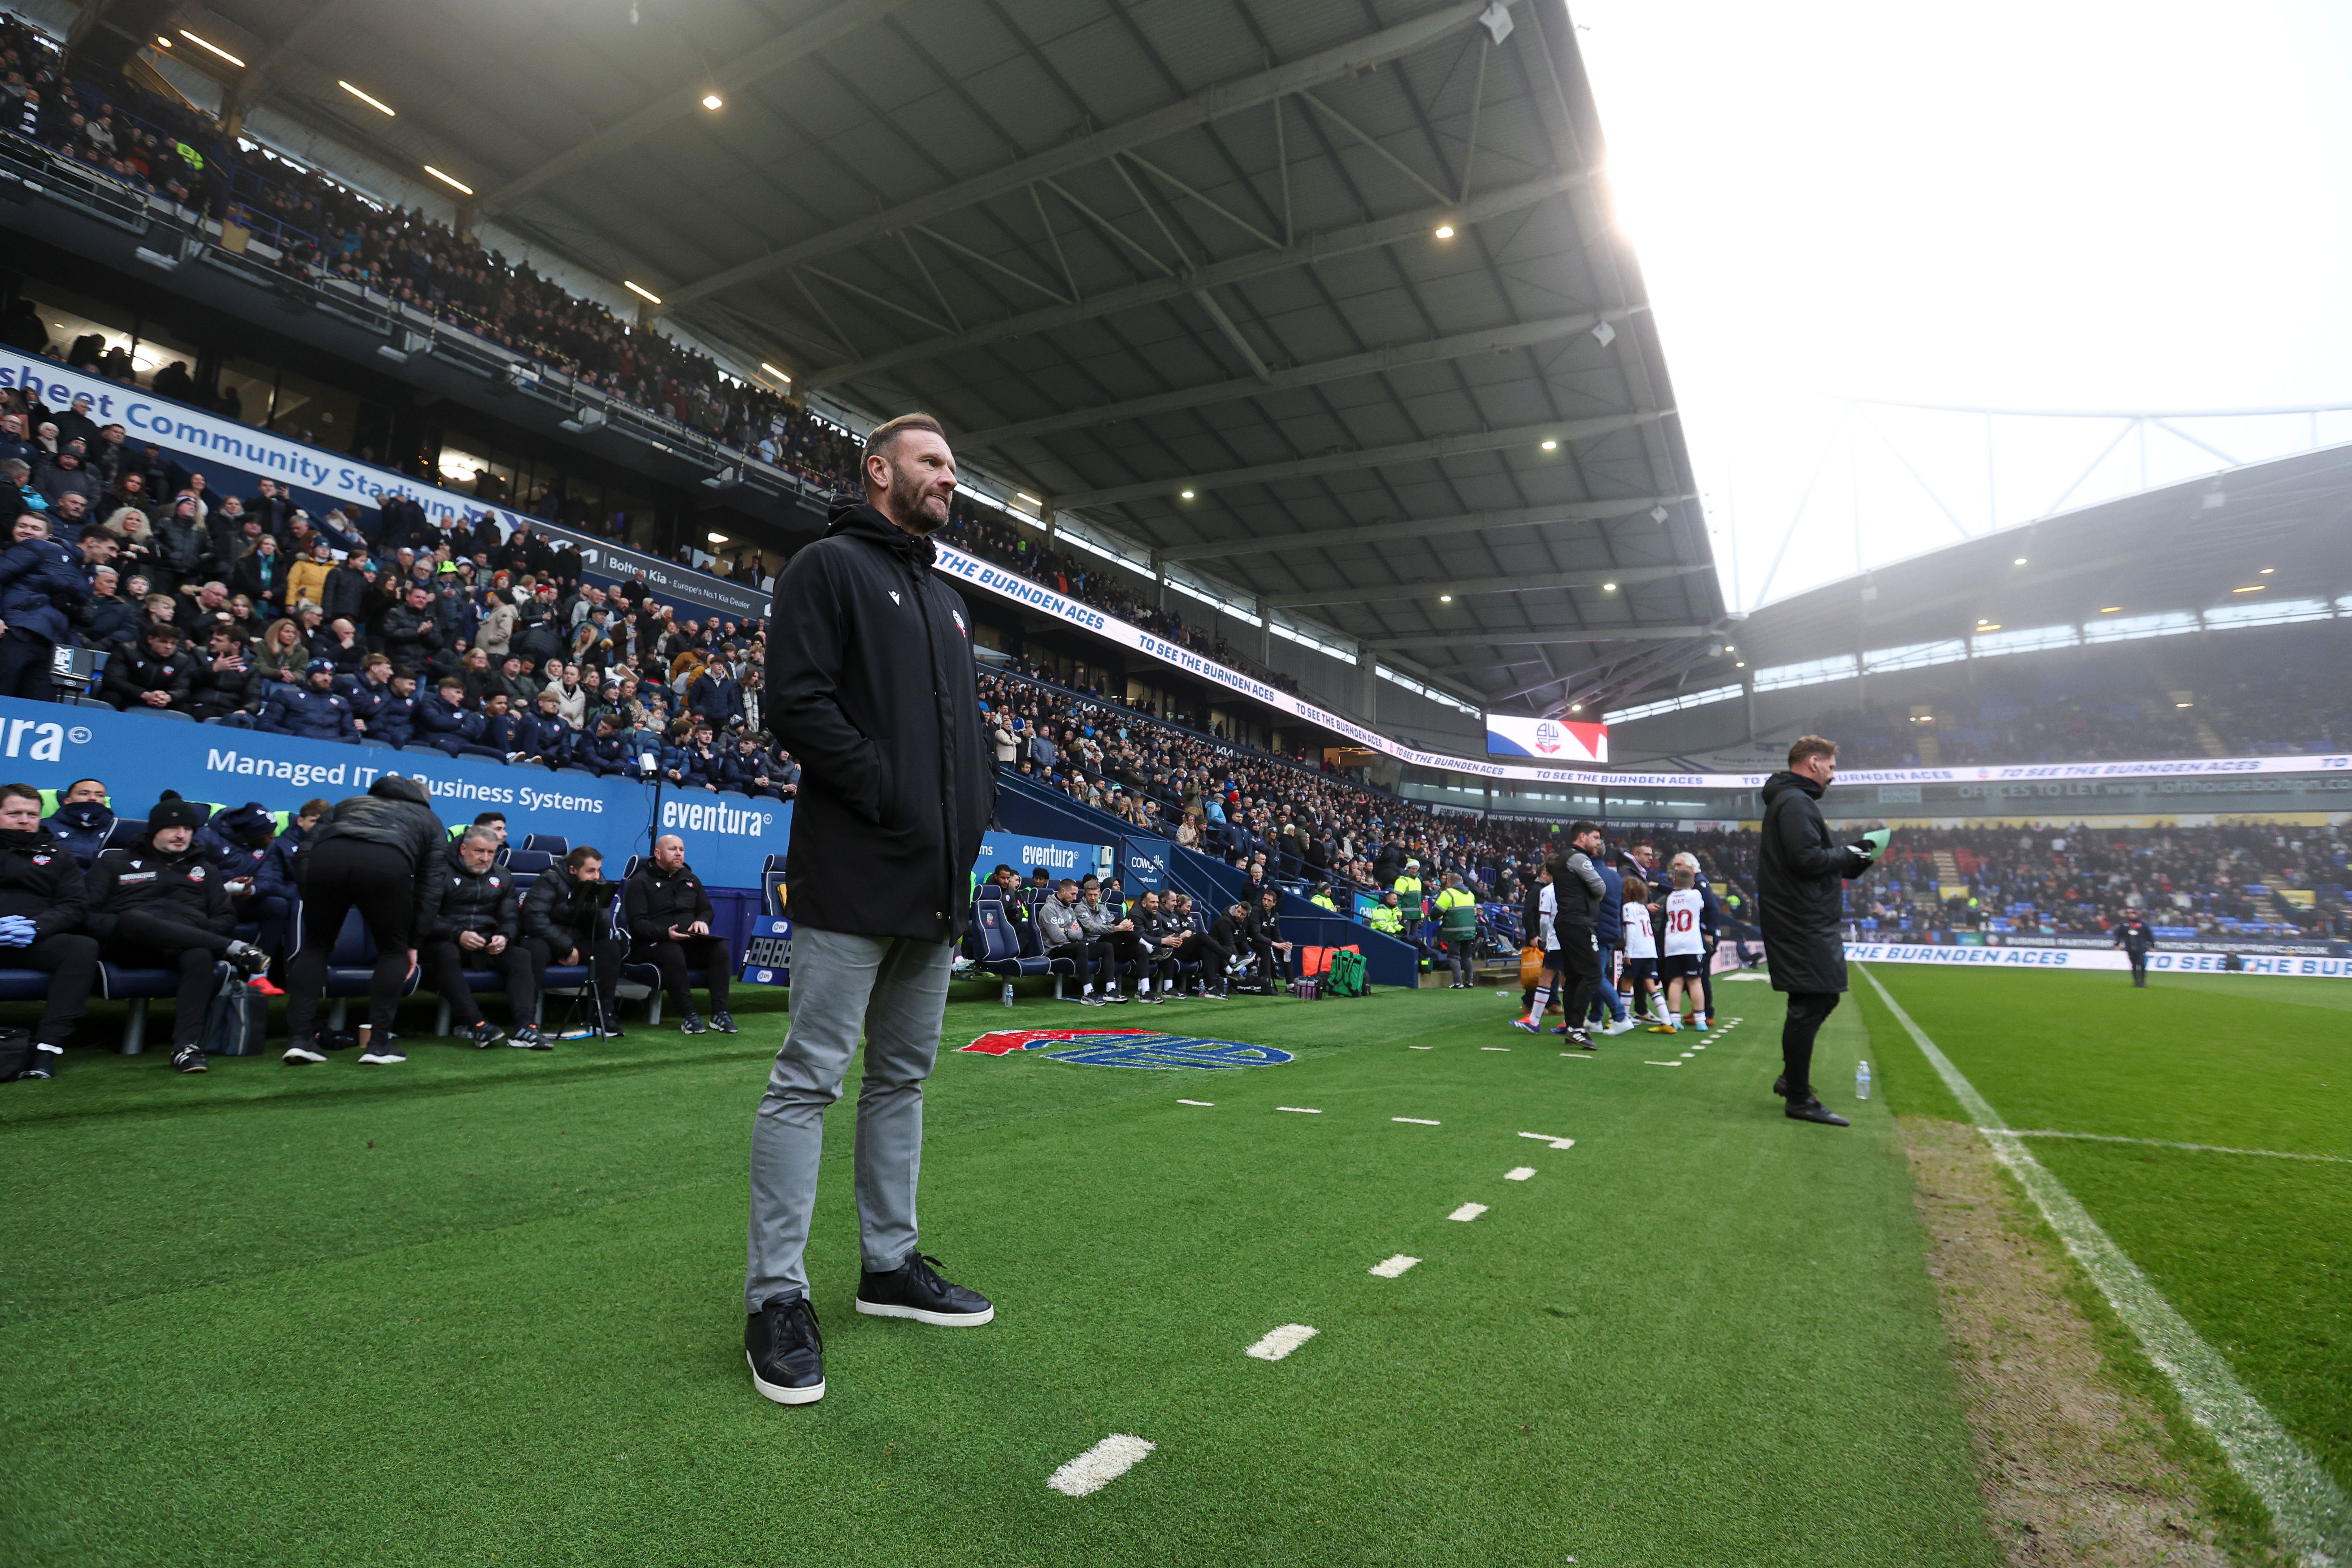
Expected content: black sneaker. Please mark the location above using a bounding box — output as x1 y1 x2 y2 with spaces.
1786 1096 1849 1127
19 1045 61 1079
509 1026 550 1050
1078 991 1107 1007
1137 990 1163 1005
681 1012 709 1035
710 1011 738 1034
223 939 271 976
469 1020 507 1049
171 1043 208 1074
282 1039 325 1065
1564 1028 1596 1052
1772 1073 1790 1098
600 1021 628 1040
1103 988 1129 1004
856 1253 994 1326
744 1296 825 1406
356 1045 407 1065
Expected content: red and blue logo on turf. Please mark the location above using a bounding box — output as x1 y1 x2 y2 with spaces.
959 1029 1294 1070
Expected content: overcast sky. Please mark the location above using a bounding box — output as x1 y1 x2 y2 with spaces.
1570 1 2352 609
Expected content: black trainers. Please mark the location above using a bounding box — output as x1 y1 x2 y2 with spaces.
171 1043 208 1074
600 1021 628 1040
1103 987 1129 1004
681 1012 709 1035
19 1044 61 1079
1786 1096 1849 1127
1772 1073 1790 1098
356 1045 407 1065
223 939 271 976
855 1252 994 1327
744 1296 825 1406
469 1020 507 1049
282 1039 325 1065
1078 991 1107 1007
1564 1028 1596 1052
710 1011 738 1034
509 1025 550 1050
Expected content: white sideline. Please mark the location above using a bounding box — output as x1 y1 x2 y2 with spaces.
1860 965 2352 1566
1369 1254 1420 1277
1519 1132 1575 1149
1999 1129 2352 1166
1504 1167 1537 1181
1393 1117 1441 1125
1447 1202 1488 1221
1047 1434 1156 1497
1245 1323 1319 1361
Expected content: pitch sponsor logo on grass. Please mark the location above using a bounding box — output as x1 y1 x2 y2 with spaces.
959 1028 1294 1070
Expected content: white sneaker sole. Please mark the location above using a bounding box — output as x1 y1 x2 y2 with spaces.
854 1299 995 1327
356 1052 405 1065
282 1048 325 1065
745 1349 825 1405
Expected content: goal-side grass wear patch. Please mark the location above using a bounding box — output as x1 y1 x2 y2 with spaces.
0 985 2001 1566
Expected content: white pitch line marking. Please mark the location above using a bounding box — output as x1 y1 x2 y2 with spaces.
1860 965 2352 1562
1680 1052 1695 1058
1176 1099 1214 1106
1392 1117 1441 1125
1369 1254 1420 1278
1481 1046 1511 1051
1504 1166 1537 1181
1998 1129 2352 1165
1408 1045 1434 1050
1644 1060 1683 1067
1519 1132 1576 1149
1245 1323 1319 1361
1559 1052 1590 1058
1447 1202 1488 1222
1275 1106 1322 1114
1047 1434 1156 1497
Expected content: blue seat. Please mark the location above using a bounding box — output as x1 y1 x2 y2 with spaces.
970 902 1047 984
506 848 553 874
98 958 235 1054
1012 908 1080 997
759 867 787 917
522 834 569 855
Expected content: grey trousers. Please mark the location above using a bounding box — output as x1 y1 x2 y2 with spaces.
744 927 953 1311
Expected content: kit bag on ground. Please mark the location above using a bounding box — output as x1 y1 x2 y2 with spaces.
203 972 270 1057
1326 947 1368 998
0 1026 33 1080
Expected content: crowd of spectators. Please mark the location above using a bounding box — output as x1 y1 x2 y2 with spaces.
1816 625 2352 768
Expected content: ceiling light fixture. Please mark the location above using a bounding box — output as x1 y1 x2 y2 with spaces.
1180 489 1196 500
1649 504 1669 523
2232 584 2263 593
2260 566 2274 574
1015 492 1041 506
1977 622 2002 631
1592 321 1617 348
2012 556 2028 566
624 280 663 304
178 28 244 66
708 532 729 544
2176 701 2193 708
1734 661 1745 668
757 361 791 384
701 93 723 110
2099 606 2122 613
1433 224 1456 239
338 80 395 116
1540 438 1558 451
1569 704 1583 713
1602 582 1617 591
154 35 171 47
1439 594 1453 603
423 165 474 195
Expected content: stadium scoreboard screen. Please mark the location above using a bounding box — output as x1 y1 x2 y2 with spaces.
1484 714 1610 763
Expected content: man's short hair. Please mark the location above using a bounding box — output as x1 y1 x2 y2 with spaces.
472 811 506 826
363 652 391 670
1788 734 1838 768
459 826 501 850
861 412 944 478
143 620 182 643
1568 820 1599 841
0 782 41 810
64 777 104 800
564 846 603 872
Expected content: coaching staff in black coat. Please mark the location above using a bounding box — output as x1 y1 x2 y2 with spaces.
1757 735 1877 1126
624 835 732 1034
0 782 100 1078
281 775 445 1067
744 412 998 1409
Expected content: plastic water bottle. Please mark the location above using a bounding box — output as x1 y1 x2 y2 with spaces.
1855 1060 1872 1101
1001 980 1015 1008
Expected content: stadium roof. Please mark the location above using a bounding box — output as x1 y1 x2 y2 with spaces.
1679 440 2352 689
149 0 1721 717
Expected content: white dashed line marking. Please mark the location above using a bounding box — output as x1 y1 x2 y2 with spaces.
1504 1167 1536 1181
1519 1132 1576 1149
1047 1435 1156 1497
1245 1324 1319 1361
1481 1046 1511 1052
1369 1254 1421 1278
1447 1203 1488 1222
1392 1117 1440 1125
1275 1106 1322 1114
1409 1045 1434 1050
1177 1099 1214 1106
1645 1061 1683 1067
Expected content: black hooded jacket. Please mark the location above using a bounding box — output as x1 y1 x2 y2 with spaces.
765 502 994 942
1755 770 1872 995
304 775 447 928
0 826 89 937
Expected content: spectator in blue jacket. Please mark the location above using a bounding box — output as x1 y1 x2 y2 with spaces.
418 675 505 759
687 661 744 731
514 689 575 768
577 714 639 778
251 797 328 959
369 672 420 747
478 692 525 757
723 733 780 798
0 512 91 700
1586 851 1632 1033
258 659 360 742
684 722 727 792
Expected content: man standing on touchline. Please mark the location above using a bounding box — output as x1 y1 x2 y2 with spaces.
1756 734 1881 1127
743 412 998 1407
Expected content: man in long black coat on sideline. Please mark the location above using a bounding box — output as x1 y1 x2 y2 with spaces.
1756 735 1879 1127
743 412 998 1410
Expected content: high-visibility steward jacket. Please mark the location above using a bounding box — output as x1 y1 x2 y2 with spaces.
1310 893 1337 912
1391 874 1423 907
1366 903 1406 936
1435 885 1478 940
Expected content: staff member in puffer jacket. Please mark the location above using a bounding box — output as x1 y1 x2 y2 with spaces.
744 412 998 1410
87 795 272 1075
623 835 733 1034
519 845 626 1035
280 775 445 1068
417 825 545 1050
0 782 101 1079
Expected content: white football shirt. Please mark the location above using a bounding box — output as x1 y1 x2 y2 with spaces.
1663 888 1706 956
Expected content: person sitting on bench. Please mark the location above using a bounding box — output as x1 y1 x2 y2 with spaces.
419 825 546 1050
623 835 736 1035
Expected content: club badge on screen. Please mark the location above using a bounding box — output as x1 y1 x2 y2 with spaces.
959 1029 1294 1070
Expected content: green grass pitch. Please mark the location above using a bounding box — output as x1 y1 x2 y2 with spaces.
0 964 2341 1565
